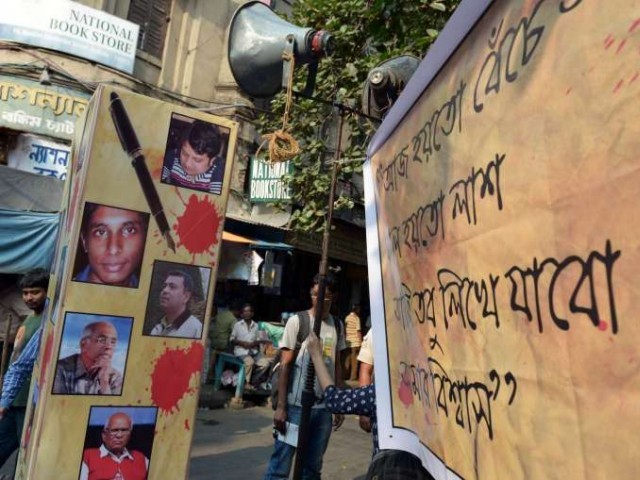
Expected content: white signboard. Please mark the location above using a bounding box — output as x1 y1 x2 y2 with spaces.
8 133 70 181
0 0 139 73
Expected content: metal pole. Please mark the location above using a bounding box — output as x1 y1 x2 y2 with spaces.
292 108 344 480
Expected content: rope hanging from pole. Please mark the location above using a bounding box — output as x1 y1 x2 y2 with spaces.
257 51 300 163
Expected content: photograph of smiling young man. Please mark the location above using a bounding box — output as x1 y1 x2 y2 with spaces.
72 203 150 289
161 114 228 194
143 262 210 339
53 313 133 396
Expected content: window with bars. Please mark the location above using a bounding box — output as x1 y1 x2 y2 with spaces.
127 0 171 59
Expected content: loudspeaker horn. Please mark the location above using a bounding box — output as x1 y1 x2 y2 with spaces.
361 55 420 121
227 1 334 98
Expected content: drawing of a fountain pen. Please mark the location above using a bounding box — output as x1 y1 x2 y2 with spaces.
109 92 176 252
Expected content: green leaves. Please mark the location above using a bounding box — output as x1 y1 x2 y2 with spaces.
256 0 459 232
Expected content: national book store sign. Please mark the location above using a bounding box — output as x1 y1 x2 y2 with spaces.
249 157 292 203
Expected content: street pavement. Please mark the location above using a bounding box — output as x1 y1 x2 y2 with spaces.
189 394 372 479
0 388 373 479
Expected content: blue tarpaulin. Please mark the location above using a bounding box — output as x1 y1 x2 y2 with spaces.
0 209 59 273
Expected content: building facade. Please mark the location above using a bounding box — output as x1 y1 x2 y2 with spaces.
0 0 368 325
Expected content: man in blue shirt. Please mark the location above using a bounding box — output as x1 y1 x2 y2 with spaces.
0 327 42 414
0 269 47 469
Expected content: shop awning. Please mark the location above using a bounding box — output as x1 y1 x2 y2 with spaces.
222 231 293 251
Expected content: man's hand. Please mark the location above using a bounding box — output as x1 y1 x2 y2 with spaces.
333 413 344 431
0 407 6 420
359 415 372 433
273 406 288 434
89 356 114 392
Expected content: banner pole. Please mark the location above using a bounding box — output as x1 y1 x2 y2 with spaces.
292 107 344 480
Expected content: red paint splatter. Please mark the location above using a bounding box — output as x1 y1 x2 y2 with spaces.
23 425 31 448
39 331 54 386
613 79 624 93
565 87 572 95
184 419 191 431
630 72 639 84
398 374 413 407
616 39 627 54
173 194 221 261
629 18 640 33
150 342 204 415
598 320 608 331
604 35 615 49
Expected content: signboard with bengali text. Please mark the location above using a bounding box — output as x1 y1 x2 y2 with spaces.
365 1 640 478
0 75 89 141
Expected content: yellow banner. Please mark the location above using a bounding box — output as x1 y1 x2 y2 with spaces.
16 85 238 479
368 1 640 478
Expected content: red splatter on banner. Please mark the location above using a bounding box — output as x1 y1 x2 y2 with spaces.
604 35 615 49
598 320 609 331
398 373 414 407
38 331 54 386
629 18 640 33
150 342 204 415
173 194 221 260
184 419 191 431
613 79 625 93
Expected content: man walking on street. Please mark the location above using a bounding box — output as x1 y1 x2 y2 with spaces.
0 269 48 468
264 274 346 480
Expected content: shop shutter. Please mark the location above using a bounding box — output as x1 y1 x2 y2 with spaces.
128 0 171 59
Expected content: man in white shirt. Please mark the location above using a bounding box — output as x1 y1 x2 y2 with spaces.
230 303 271 388
150 271 203 338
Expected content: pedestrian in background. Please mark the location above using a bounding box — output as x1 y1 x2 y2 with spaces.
264 274 346 480
0 269 48 469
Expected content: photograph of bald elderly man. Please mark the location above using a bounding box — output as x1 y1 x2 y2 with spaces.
53 313 133 395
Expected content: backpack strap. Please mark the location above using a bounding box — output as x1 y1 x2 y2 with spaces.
295 310 311 350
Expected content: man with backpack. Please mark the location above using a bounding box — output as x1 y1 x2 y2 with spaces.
263 274 346 480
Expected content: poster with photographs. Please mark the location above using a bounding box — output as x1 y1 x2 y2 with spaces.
16 85 237 479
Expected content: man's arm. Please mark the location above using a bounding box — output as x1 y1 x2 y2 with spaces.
0 327 42 414
359 362 374 387
307 333 333 390
273 348 295 434
10 325 26 362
